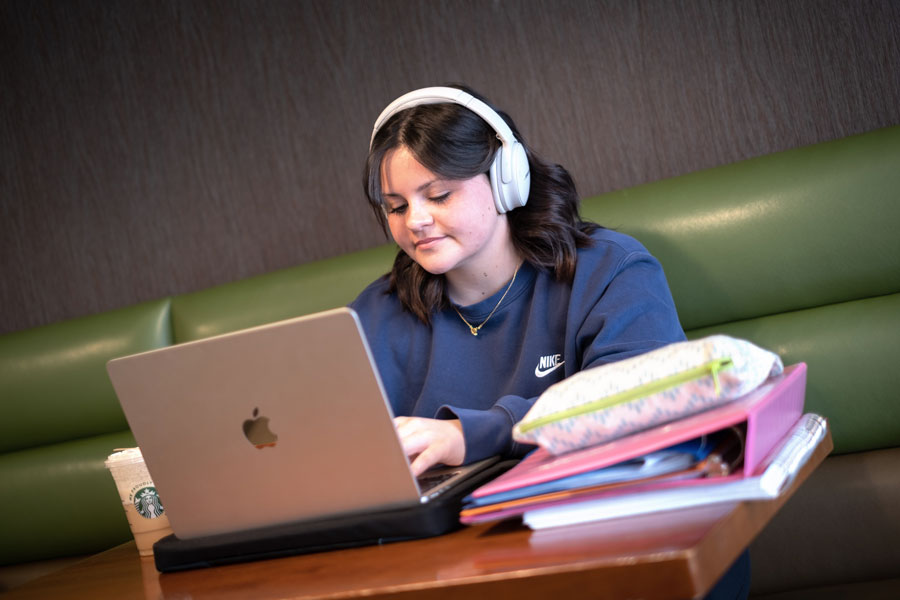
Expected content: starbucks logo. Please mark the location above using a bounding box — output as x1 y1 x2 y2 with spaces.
133 486 165 519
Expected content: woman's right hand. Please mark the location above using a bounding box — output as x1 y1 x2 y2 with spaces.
393 416 465 477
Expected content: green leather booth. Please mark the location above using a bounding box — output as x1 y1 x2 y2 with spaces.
2 126 899 597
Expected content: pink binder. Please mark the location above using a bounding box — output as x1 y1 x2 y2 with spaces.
469 363 807 503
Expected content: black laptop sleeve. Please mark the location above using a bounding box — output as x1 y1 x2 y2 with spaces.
152 460 515 572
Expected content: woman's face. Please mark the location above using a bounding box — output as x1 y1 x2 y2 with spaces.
380 145 511 280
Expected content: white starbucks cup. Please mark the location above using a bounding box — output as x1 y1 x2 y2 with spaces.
105 448 173 556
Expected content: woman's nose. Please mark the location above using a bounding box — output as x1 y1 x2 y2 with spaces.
405 199 434 230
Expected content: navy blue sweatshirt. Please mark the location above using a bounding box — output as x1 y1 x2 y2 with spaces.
349 228 685 463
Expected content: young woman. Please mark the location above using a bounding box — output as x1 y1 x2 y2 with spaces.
349 85 685 476
350 85 750 600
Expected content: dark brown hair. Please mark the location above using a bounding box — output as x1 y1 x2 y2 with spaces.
364 85 599 324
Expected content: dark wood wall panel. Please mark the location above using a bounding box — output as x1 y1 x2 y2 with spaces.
2 0 898 334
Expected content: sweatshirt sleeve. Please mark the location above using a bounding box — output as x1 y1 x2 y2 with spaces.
436 395 537 463
574 246 686 370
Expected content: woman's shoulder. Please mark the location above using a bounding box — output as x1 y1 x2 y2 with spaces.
576 226 655 268
349 274 397 315
349 274 424 331
349 274 428 362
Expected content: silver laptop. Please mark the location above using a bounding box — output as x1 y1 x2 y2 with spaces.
106 307 495 540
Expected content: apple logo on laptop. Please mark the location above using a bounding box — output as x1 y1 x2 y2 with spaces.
242 407 278 449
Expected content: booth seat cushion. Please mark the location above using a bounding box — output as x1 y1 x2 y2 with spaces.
749 447 900 596
688 293 900 455
753 579 900 600
0 430 137 565
170 244 396 343
580 126 900 331
0 300 172 454
0 299 171 569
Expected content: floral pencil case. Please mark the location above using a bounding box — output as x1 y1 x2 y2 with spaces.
512 335 783 455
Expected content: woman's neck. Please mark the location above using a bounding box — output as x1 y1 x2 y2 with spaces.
445 248 522 307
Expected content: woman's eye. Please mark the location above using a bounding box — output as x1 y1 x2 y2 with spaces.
429 193 450 204
387 204 407 215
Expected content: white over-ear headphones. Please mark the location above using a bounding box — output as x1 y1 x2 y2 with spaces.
370 86 530 213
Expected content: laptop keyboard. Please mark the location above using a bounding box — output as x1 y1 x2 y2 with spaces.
415 457 500 499
417 471 457 494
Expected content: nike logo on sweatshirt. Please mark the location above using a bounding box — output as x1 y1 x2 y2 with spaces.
535 354 565 378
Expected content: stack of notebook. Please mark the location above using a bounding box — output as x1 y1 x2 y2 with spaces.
462 363 827 530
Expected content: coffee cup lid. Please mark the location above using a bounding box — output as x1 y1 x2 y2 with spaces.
104 447 145 468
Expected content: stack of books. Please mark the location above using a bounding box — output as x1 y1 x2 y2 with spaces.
462 363 827 530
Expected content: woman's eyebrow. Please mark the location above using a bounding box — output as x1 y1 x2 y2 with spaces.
383 179 446 198
413 179 442 193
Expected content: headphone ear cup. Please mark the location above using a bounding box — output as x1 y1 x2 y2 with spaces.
490 143 530 213
509 142 530 210
489 151 507 213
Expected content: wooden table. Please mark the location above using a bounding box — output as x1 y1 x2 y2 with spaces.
5 432 831 600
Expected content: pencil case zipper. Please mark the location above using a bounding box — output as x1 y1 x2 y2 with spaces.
516 357 734 434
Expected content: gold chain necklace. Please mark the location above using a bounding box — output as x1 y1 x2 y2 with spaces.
451 263 521 337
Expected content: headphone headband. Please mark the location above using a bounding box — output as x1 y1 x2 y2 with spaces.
369 86 530 213
369 87 517 150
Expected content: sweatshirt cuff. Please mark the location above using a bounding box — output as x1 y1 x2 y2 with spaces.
436 401 536 463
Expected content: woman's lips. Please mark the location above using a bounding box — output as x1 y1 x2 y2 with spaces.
414 236 444 249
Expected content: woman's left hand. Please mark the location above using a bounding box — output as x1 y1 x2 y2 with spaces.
393 416 465 477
